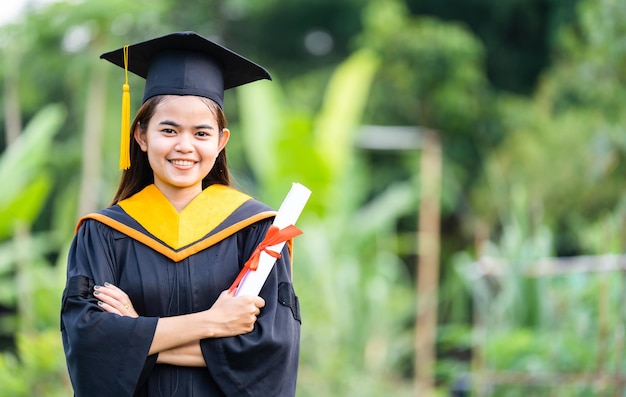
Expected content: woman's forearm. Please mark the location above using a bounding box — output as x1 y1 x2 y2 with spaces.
94 284 264 355
148 312 210 355
156 341 206 367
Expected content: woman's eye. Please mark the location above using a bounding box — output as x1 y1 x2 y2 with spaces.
196 131 210 137
162 128 176 134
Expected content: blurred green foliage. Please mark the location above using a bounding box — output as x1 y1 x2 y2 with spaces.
0 105 71 394
1 0 626 394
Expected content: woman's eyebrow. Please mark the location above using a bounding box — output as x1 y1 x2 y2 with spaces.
158 120 215 129
195 124 215 130
158 120 180 127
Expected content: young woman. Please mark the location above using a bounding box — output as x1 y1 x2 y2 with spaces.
60 32 301 397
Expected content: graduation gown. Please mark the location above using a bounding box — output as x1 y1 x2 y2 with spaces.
60 184 301 397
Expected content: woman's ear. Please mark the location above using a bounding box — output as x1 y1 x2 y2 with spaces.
218 128 230 152
134 125 148 152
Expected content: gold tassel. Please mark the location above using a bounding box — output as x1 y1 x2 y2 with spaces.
119 45 131 170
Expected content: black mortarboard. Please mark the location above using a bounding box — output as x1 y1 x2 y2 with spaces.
99 31 271 169
100 31 272 108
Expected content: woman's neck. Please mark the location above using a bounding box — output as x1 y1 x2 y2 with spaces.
153 182 202 212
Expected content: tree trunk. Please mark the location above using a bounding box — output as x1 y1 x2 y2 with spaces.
3 45 22 145
77 47 108 217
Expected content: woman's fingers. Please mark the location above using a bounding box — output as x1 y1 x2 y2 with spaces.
96 299 121 315
208 291 267 336
93 283 138 318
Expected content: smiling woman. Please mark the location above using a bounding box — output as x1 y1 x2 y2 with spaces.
132 95 230 211
60 31 302 397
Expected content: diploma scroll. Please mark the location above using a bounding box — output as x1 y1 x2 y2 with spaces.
234 183 311 296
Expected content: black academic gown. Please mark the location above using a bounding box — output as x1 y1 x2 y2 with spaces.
60 184 301 397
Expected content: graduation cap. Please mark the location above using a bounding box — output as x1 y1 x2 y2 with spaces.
100 31 272 169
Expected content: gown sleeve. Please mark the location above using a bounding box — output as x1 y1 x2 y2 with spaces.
60 219 159 397
200 220 301 397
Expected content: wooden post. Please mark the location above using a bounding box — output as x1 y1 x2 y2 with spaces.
77 38 108 217
415 131 442 396
354 125 442 395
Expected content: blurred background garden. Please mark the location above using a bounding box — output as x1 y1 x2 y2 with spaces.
2 0 626 395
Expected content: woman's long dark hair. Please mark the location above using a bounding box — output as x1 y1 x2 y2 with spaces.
111 95 230 205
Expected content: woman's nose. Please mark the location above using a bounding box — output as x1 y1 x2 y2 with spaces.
175 133 193 152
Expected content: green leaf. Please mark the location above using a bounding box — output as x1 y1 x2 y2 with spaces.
237 79 283 188
0 104 65 239
0 176 52 239
313 50 379 174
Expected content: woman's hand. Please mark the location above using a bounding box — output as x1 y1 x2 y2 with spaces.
93 282 139 318
204 290 265 337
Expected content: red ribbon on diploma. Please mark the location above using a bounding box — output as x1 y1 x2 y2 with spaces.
228 224 303 293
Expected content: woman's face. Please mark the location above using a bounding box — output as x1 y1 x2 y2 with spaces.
135 95 229 198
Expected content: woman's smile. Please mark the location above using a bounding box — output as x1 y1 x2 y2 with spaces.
169 159 198 168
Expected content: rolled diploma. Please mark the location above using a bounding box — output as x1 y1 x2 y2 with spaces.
235 183 311 296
